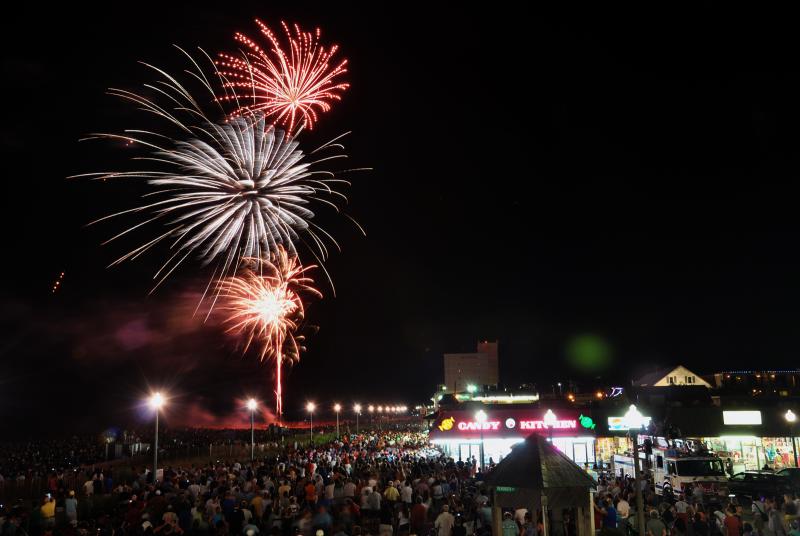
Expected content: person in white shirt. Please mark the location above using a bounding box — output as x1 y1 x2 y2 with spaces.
401 482 413 504
674 495 689 514
435 505 455 536
616 497 630 520
515 508 528 527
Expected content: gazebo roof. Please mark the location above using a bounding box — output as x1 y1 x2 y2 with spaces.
485 434 597 490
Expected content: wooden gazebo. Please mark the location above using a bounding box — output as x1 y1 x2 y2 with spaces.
484 434 597 536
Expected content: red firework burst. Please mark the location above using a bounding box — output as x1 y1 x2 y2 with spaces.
219 247 321 419
217 20 349 133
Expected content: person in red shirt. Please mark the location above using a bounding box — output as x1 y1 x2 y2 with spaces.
411 497 428 535
723 506 742 536
305 481 318 506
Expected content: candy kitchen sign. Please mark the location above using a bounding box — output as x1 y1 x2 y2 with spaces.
432 408 595 439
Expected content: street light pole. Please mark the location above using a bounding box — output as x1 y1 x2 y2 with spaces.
306 402 315 445
154 410 159 483
148 393 164 485
624 405 647 536
334 404 341 438
247 399 257 461
354 404 361 435
786 409 798 467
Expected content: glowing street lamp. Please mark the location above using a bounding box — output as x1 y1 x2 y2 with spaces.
354 404 362 435
246 398 257 461
104 432 115 461
467 384 477 394
543 409 557 427
148 392 165 484
334 403 342 438
475 409 487 472
786 409 798 467
624 404 646 429
623 404 647 536
306 402 316 445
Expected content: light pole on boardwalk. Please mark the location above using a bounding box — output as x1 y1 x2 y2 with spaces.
624 404 647 536
354 404 362 435
148 393 165 484
247 398 257 461
786 409 798 467
334 403 342 438
306 402 316 445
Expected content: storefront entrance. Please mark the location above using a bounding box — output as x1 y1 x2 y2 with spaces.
458 442 481 462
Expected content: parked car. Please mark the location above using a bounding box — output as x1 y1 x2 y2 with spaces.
775 468 800 490
726 471 793 499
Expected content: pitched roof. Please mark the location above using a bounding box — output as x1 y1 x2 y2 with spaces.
633 367 673 386
633 365 711 387
484 434 596 490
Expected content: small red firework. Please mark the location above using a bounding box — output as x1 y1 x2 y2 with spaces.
218 247 321 420
217 20 349 134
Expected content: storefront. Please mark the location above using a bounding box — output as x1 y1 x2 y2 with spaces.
428 407 598 466
596 407 800 473
590 406 656 466
699 410 799 472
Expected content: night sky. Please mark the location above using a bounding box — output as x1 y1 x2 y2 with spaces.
2 5 799 435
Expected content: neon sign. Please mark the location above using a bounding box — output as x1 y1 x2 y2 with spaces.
519 419 577 430
432 409 591 438
458 421 501 431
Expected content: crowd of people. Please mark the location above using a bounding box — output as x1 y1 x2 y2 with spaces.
0 439 107 485
0 428 512 536
592 474 800 536
5 427 800 536
0 427 308 485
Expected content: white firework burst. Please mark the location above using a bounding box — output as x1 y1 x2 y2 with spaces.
72 48 365 291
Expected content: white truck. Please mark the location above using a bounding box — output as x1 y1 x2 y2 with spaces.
612 448 727 496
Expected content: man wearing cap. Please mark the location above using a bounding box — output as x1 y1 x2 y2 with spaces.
502 511 520 536
435 505 455 536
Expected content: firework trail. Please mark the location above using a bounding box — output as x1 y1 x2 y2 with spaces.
72 48 364 293
217 20 349 134
218 247 320 419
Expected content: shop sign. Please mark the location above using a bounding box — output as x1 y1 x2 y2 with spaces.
608 415 652 431
433 409 587 438
518 419 577 430
723 411 762 425
457 420 501 431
